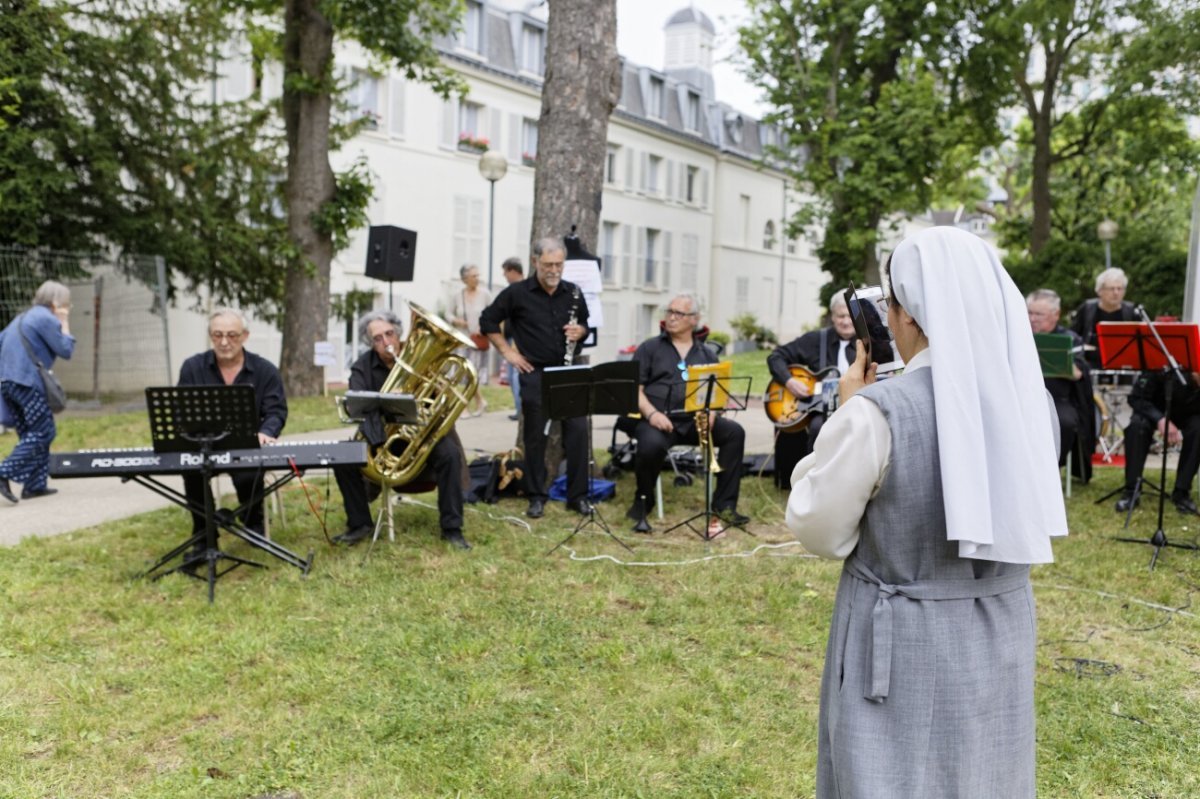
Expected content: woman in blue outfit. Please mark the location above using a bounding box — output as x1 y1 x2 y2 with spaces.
0 280 75 503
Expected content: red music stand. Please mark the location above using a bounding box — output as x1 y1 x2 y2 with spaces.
1095 321 1200 568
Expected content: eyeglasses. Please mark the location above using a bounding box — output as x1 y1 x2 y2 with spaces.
210 331 244 342
372 329 399 344
665 309 697 319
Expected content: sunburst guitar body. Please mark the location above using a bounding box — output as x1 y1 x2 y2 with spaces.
763 365 838 433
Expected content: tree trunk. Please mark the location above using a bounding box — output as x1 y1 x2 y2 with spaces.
1029 107 1054 255
280 0 336 397
530 0 621 251
530 0 620 481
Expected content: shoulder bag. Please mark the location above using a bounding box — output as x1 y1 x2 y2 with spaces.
17 313 68 413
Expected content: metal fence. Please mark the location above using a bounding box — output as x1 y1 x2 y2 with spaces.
0 247 172 403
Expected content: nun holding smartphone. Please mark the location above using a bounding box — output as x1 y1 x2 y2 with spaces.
787 226 1066 798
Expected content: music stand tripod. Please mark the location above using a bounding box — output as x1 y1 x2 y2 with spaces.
544 361 638 554
663 369 752 542
141 385 312 602
1094 315 1200 569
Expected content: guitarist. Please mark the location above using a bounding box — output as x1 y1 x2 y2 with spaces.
766 294 857 488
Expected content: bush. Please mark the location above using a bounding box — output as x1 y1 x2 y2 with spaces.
729 312 760 340
705 330 731 347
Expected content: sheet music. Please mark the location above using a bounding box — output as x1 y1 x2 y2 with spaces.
563 258 604 328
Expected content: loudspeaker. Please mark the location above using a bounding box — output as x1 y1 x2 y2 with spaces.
365 225 417 282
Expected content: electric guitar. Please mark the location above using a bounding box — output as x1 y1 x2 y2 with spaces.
763 364 839 433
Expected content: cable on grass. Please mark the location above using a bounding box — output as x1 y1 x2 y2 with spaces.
561 539 816 568
1033 582 1196 619
288 458 332 544
1053 657 1121 679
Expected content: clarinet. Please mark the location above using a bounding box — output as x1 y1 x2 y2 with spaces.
563 286 582 366
546 287 583 436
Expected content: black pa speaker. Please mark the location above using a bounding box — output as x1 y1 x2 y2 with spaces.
365 225 417 282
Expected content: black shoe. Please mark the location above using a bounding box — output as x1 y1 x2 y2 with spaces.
719 509 751 527
526 498 545 518
337 524 374 546
0 479 16 504
441 530 471 550
508 413 519 421
19 486 57 500
565 499 594 516
1172 493 1199 515
1115 492 1139 512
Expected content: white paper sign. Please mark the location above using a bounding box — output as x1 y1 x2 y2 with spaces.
563 258 604 328
313 341 337 367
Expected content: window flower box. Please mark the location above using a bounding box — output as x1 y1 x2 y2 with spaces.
457 133 489 153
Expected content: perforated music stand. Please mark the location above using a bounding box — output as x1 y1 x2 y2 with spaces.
336 392 420 556
544 361 638 554
141 385 313 601
663 367 753 541
1095 321 1200 568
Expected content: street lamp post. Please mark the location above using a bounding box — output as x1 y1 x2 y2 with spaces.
478 149 509 291
1097 218 1119 270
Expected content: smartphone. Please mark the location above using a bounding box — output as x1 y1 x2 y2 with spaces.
844 282 873 362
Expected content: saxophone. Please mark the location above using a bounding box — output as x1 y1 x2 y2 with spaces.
356 302 478 486
695 410 721 474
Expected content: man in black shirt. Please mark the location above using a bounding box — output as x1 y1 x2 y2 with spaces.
1027 288 1095 483
765 295 856 489
1070 267 1137 369
1116 369 1200 514
178 308 287 536
332 310 471 549
627 292 746 534
480 236 591 519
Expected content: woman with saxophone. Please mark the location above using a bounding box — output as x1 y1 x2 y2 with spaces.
332 310 472 549
626 292 747 536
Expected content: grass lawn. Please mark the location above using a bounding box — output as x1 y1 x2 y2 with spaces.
2 365 1199 796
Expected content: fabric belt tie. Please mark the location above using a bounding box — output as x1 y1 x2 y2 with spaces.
843 557 1030 702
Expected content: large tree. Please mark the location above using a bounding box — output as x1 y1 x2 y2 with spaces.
738 0 993 300
276 0 463 395
965 0 1200 255
0 0 288 307
529 0 621 252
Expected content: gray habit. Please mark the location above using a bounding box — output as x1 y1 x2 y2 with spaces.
817 369 1037 798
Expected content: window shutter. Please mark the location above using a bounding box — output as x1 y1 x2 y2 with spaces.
621 224 633 285
507 115 521 162
662 232 672 289
679 164 688 201
624 148 634 190
639 152 649 192
665 161 675 200
636 227 647 286
488 109 502 151
699 168 709 208
440 99 457 148
388 78 405 138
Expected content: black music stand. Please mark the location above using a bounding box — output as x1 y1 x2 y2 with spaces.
336 391 420 558
1095 319 1200 568
141 385 313 601
545 361 638 554
663 370 753 542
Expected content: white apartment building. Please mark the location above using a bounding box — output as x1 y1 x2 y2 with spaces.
326 2 824 373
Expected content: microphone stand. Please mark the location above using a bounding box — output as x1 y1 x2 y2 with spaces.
1114 305 1197 569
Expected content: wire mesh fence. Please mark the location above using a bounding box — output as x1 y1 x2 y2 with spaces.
1 247 172 403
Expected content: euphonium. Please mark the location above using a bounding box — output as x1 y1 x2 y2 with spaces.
695 411 721 474
360 302 478 486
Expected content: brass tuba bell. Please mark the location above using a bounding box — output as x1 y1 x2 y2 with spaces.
354 302 479 487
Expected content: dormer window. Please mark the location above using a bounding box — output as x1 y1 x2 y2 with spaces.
648 76 665 119
458 0 483 54
520 24 544 75
686 91 701 131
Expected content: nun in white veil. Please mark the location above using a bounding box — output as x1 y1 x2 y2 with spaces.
786 226 1066 799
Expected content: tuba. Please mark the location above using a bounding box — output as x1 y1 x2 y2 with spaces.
356 303 478 486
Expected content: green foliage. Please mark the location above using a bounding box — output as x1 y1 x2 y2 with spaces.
728 312 760 341
311 156 374 252
329 287 377 325
705 329 731 348
740 0 991 298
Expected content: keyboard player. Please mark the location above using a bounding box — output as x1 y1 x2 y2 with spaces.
178 308 287 539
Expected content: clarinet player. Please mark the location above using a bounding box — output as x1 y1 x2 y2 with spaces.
479 236 591 519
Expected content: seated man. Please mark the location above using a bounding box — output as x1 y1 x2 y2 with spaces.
626 292 747 534
332 310 471 549
179 308 287 538
1116 369 1200 514
1070 267 1137 369
1027 288 1095 483
765 294 856 489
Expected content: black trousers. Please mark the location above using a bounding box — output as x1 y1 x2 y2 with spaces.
772 412 826 489
1052 397 1080 468
1123 411 1200 496
183 471 265 534
633 414 745 512
519 368 588 503
334 434 464 533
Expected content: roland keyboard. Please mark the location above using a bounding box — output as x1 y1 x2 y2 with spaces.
49 440 367 478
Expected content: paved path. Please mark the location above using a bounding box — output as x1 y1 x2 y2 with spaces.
1 405 781 547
